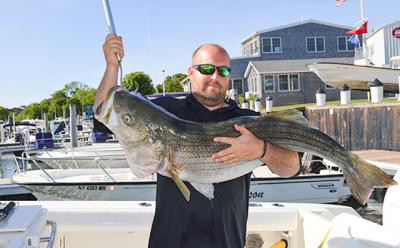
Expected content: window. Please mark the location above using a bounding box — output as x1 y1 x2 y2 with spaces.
306 37 325 52
263 75 274 92
249 40 259 55
337 36 356 51
278 74 300 91
262 37 282 53
230 79 244 95
249 77 261 96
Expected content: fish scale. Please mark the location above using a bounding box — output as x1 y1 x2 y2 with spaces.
96 86 397 204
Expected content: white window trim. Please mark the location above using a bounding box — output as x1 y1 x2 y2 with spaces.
306 37 325 53
337 36 355 52
278 74 301 92
230 78 244 95
262 37 282 54
263 75 275 92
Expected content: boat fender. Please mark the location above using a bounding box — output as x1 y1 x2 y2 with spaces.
270 239 288 248
245 233 264 248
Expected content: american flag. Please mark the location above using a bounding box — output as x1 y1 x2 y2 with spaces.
336 0 346 6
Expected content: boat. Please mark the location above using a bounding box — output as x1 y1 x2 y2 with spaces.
306 58 400 92
11 154 351 203
2 170 399 248
23 141 128 169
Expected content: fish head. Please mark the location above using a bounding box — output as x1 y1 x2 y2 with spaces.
95 86 150 144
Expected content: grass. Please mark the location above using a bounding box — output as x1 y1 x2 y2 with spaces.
269 97 399 111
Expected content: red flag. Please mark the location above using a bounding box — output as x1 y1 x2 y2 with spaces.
346 20 368 35
336 0 346 6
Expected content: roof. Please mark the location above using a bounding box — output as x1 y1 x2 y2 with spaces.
241 19 355 44
244 57 354 78
367 19 400 38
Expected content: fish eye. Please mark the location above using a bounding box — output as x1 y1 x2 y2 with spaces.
124 114 132 123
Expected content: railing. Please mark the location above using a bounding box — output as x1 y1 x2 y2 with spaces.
14 148 131 183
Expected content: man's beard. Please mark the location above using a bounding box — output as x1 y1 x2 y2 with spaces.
192 90 225 108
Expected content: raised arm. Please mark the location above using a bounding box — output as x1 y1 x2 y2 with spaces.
94 34 125 110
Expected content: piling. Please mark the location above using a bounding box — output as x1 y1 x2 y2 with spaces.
315 88 326 106
340 84 351 105
370 78 383 104
70 104 78 148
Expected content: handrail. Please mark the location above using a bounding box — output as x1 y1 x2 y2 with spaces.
40 220 57 248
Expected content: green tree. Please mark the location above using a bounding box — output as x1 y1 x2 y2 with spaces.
0 106 9 122
122 72 155 95
156 73 187 93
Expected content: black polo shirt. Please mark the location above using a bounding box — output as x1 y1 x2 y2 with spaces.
148 94 260 248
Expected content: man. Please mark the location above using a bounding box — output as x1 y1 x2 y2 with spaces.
94 34 300 248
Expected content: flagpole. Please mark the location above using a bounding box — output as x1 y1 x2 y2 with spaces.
360 0 364 21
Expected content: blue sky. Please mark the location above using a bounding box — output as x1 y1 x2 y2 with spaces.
0 0 399 108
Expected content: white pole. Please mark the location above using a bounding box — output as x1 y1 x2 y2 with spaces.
360 0 364 21
162 69 166 96
398 76 400 101
12 113 16 139
0 124 4 143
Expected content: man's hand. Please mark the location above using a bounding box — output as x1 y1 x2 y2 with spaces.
103 34 125 68
211 124 265 164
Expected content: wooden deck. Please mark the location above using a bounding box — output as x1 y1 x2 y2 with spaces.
352 150 400 175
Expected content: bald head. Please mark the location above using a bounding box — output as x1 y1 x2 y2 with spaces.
191 44 230 65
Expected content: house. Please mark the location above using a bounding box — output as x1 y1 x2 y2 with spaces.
230 19 367 106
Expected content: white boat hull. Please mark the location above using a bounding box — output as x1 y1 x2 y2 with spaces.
12 168 350 203
306 62 400 92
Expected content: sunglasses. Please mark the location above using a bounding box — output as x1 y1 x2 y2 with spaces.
192 64 231 77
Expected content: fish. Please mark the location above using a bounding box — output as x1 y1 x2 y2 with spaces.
95 86 397 204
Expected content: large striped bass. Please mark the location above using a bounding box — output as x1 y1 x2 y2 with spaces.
95 86 396 204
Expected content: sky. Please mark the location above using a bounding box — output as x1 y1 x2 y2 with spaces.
0 0 399 108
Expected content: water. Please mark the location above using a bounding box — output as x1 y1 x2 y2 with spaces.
0 154 384 225
0 154 18 179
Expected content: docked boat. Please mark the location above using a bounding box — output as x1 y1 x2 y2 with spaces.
24 141 128 169
306 56 400 92
11 156 351 203
1 170 400 248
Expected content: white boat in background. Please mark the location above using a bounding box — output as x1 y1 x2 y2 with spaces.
2 170 400 248
11 156 351 203
306 59 400 92
25 141 128 169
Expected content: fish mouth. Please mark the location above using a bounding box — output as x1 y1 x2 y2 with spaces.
95 86 119 123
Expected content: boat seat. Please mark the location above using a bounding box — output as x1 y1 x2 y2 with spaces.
321 213 400 248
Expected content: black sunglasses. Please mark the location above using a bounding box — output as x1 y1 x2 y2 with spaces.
192 64 231 77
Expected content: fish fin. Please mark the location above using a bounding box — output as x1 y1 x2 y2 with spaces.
190 182 214 200
265 109 311 127
165 145 190 202
169 171 191 202
346 153 397 205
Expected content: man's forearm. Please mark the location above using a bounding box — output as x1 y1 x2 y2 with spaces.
259 142 300 177
94 66 119 110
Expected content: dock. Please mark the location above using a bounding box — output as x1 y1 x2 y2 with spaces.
353 150 400 176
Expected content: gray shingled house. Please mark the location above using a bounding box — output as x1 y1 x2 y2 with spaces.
230 19 366 106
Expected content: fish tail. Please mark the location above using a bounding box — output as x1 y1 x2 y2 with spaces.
346 153 397 205
169 171 191 202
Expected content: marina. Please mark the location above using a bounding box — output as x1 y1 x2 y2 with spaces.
1 0 400 247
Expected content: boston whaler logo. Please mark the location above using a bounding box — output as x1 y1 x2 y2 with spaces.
392 27 400 39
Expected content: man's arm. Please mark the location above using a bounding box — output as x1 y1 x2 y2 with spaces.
212 124 300 177
94 34 125 110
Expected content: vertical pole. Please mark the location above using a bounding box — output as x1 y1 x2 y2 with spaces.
70 104 78 148
44 113 49 133
12 113 16 139
0 124 4 143
398 76 400 101
162 69 166 96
